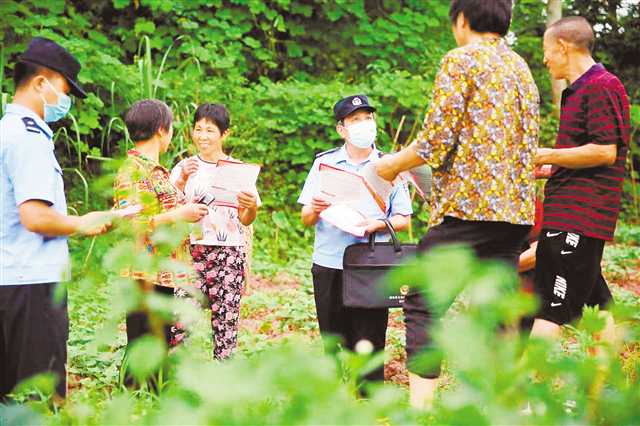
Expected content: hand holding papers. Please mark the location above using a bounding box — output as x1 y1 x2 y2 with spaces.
372 153 432 201
315 159 425 236
310 196 332 214
195 159 261 208
359 162 395 205
399 165 432 200
320 204 368 237
317 163 392 236
318 163 387 213
534 164 553 179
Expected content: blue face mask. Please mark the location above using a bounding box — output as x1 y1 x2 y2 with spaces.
40 78 72 123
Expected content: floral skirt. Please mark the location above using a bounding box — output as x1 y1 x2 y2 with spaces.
190 244 246 360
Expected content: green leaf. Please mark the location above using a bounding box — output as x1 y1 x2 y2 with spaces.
287 42 303 58
272 211 289 229
292 3 312 17
578 305 607 334
13 372 56 398
125 335 166 381
134 20 156 35
243 36 261 49
325 6 344 22
112 0 130 10
101 395 134 425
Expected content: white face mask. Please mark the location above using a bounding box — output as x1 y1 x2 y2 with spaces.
346 119 377 149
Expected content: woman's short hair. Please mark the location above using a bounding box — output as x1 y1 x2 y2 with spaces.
193 103 230 134
449 0 512 37
124 99 173 142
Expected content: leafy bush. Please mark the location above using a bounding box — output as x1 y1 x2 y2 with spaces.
2 0 637 252
3 237 639 425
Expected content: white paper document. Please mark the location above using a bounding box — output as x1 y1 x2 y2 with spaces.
318 164 372 207
399 165 432 200
207 160 261 208
317 163 387 213
112 204 143 218
359 162 394 203
319 204 368 237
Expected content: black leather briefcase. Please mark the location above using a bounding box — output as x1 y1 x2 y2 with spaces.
342 219 416 309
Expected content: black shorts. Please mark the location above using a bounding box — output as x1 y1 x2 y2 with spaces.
404 217 530 378
534 229 613 325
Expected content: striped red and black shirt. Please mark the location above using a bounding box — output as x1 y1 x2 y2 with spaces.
543 64 630 241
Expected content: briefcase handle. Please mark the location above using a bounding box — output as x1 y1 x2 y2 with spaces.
368 218 402 253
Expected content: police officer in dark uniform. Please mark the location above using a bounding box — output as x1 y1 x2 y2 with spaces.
0 37 113 400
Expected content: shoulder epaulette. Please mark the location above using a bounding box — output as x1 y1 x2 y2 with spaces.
21 117 47 137
315 147 340 158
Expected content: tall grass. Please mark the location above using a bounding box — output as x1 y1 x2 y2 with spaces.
131 35 199 167
101 116 130 154
136 35 187 100
63 167 89 209
137 36 154 100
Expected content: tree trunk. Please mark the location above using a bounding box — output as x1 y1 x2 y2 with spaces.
547 0 566 112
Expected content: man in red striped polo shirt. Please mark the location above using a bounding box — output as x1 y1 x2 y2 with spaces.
531 16 630 339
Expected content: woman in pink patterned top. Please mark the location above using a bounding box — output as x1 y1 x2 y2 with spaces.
170 103 259 360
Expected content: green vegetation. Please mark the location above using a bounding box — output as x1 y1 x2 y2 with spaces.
3 237 639 425
1 0 639 425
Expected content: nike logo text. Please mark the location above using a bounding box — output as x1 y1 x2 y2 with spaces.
546 232 562 237
551 302 562 307
553 275 567 299
566 233 580 248
560 250 573 255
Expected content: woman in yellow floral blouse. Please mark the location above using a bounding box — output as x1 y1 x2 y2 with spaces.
375 0 540 409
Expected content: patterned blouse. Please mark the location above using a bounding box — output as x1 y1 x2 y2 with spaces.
412 38 539 227
113 150 191 288
170 155 261 247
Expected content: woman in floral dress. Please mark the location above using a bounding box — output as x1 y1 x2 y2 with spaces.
170 103 259 360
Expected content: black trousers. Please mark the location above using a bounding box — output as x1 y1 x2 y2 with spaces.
125 284 174 346
0 283 68 400
123 284 173 387
311 264 389 382
404 216 530 379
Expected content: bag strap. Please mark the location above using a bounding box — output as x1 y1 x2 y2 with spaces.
368 218 402 253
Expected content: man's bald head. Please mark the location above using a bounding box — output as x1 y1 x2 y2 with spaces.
546 16 595 52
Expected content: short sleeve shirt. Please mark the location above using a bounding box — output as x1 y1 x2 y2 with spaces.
542 64 630 241
114 150 190 287
1 104 70 285
170 155 261 247
412 38 540 227
298 145 413 270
